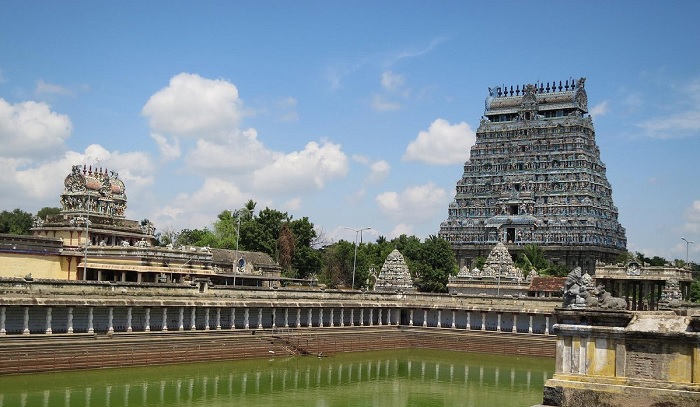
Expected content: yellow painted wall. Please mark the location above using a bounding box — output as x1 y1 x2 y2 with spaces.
0 252 66 280
590 336 616 377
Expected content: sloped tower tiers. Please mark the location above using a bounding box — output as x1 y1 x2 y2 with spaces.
375 249 415 292
438 78 626 273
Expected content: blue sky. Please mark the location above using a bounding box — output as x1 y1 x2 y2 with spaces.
1 1 699 262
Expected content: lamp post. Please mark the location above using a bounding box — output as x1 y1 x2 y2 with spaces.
345 227 371 289
681 237 694 265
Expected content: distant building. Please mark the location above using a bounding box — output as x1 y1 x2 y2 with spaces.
439 78 626 273
0 164 281 286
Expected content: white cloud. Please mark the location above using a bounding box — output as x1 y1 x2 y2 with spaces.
381 71 404 91
0 98 72 159
683 200 700 235
387 223 414 239
403 118 476 165
142 73 245 138
35 79 73 96
375 182 448 223
185 128 274 173
371 94 400 111
368 160 390 184
589 101 608 117
636 78 700 139
283 197 302 211
150 133 181 160
252 140 349 193
277 97 299 122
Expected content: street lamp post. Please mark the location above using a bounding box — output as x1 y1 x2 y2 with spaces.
345 227 371 289
681 237 694 265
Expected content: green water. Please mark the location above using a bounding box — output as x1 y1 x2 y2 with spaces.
0 350 553 407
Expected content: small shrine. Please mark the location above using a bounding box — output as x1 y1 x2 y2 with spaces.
374 249 414 292
447 243 529 296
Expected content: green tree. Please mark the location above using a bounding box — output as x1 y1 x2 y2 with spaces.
413 235 457 292
36 207 61 220
176 228 217 247
0 209 33 235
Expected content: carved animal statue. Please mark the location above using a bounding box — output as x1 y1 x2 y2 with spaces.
598 291 627 310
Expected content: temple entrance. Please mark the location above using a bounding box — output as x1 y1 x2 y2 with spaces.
506 228 515 243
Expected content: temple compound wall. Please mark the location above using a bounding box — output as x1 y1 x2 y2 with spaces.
539 309 700 407
439 78 626 273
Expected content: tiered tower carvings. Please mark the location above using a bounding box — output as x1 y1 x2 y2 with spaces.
438 78 626 273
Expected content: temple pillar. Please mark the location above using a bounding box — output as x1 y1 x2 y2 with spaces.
387 308 392 325
97 270 103 281
178 307 184 331
481 312 486 331
377 308 382 326
190 307 197 330
423 309 428 327
307 308 312 327
466 311 471 330
107 307 113 334
360 309 364 326
230 307 235 330
257 308 262 329
528 314 533 334
144 308 150 332
319 308 324 327
437 310 442 328
67 307 74 334
215 307 221 330
340 308 345 327
45 307 53 334
350 309 355 327
163 308 169 331
512 314 518 333
409 309 414 326
330 308 334 327
0 306 6 335
204 308 210 330
497 313 502 332
369 309 373 326
22 306 30 335
87 307 94 334
284 308 289 328
545 315 550 335
271 308 277 329
451 310 456 329
244 308 250 329
296 308 301 328
126 307 132 332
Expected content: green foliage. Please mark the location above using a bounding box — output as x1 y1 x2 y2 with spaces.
473 256 486 270
691 278 700 303
413 235 457 293
36 207 61 220
0 208 33 235
176 228 217 247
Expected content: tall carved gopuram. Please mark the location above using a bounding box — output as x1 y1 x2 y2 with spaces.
439 78 626 273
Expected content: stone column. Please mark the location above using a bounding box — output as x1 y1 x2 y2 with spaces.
190 307 197 330
144 308 151 332
67 307 74 334
340 308 345 327
377 309 382 326
126 307 132 333
107 307 114 334
163 308 169 331
45 307 53 334
271 308 277 329
545 315 550 335
423 309 428 327
528 314 533 334
244 308 250 330
179 307 184 331
205 308 211 330
319 308 324 327
437 310 442 328
466 311 471 331
360 309 364 326
284 308 289 328
369 309 373 326
387 308 392 325
497 313 502 332
512 313 518 333
296 308 301 328
480 312 486 331
307 308 312 327
22 306 30 335
330 308 334 327
409 309 414 326
0 306 5 336
451 310 456 329
257 308 263 329
350 309 355 327
215 308 221 330
230 307 236 330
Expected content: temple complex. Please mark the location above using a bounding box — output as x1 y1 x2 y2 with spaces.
439 78 626 273
374 249 414 292
0 164 282 285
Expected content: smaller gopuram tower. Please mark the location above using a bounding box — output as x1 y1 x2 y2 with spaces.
438 78 626 273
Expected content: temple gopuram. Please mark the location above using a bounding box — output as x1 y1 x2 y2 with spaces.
439 78 627 273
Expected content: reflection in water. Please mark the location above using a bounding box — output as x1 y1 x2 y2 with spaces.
0 349 553 407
